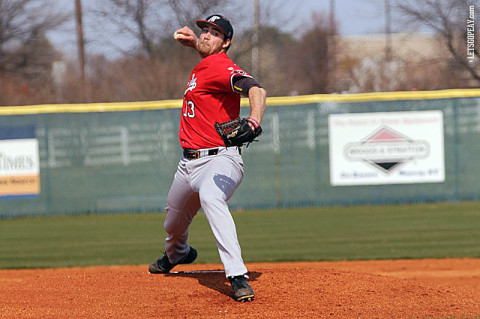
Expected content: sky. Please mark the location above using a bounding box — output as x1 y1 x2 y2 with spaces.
48 0 397 58
282 0 389 35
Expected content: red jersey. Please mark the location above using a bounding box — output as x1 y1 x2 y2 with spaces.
179 52 250 149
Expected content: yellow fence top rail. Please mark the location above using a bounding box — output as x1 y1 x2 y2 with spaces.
259 88 480 106
1 88 479 115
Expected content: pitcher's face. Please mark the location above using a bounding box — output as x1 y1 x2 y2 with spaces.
198 25 230 58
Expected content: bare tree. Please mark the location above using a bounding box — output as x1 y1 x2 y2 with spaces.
12 32 59 80
83 0 299 100
0 0 70 106
88 0 241 59
286 13 333 94
0 0 69 73
393 0 480 84
167 0 226 27
230 25 296 96
86 0 161 58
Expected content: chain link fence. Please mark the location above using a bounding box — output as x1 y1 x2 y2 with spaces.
1 90 479 218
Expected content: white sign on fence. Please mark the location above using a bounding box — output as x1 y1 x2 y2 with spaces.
328 111 445 186
0 126 40 197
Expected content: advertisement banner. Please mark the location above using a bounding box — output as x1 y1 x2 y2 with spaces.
0 126 40 197
328 111 445 186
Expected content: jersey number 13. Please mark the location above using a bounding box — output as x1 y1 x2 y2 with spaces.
183 100 195 118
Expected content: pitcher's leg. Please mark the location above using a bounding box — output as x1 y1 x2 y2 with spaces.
197 154 248 277
164 164 201 264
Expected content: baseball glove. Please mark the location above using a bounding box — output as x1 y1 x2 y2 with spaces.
214 117 262 147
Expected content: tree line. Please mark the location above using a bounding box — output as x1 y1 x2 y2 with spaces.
0 0 478 107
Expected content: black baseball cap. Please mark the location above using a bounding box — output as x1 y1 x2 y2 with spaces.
196 14 233 40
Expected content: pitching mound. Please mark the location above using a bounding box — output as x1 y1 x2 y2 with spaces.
1 259 480 318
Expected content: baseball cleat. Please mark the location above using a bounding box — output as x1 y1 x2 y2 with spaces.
148 247 197 274
228 274 254 302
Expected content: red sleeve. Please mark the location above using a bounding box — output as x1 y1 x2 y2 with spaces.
204 55 251 93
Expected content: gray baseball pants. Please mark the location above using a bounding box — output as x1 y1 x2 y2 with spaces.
163 147 248 277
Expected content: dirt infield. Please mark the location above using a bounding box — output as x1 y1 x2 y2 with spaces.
1 258 480 318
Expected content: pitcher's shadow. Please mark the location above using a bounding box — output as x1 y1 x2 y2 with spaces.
166 270 262 300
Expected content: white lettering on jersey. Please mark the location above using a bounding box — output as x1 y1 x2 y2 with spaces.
228 66 246 76
184 73 197 95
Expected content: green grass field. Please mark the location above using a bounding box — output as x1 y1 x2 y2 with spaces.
1 201 479 269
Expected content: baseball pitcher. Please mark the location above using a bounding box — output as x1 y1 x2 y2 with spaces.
148 14 266 302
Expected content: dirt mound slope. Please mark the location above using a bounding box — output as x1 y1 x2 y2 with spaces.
1 259 480 318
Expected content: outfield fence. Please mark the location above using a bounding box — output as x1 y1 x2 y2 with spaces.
1 89 479 218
